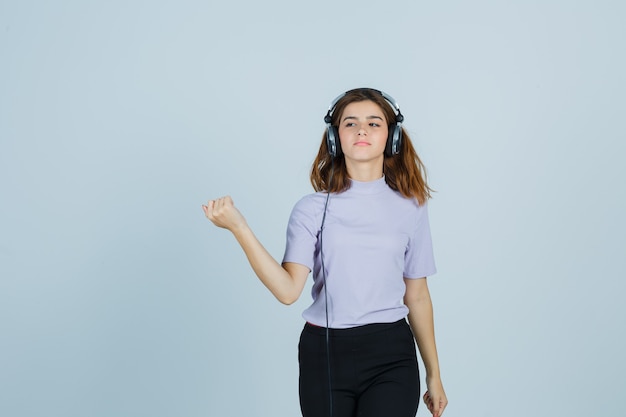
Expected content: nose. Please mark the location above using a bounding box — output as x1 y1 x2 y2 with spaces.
357 126 367 135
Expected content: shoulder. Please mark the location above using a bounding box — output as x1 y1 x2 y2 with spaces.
288 192 329 223
386 189 431 225
386 186 425 211
292 192 329 211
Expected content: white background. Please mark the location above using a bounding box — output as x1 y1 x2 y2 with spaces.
1 1 625 416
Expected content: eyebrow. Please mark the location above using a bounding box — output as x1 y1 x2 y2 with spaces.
341 115 385 122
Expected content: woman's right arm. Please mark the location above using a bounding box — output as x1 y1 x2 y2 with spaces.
202 195 310 305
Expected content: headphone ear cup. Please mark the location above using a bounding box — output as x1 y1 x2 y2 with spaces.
385 124 403 156
326 126 342 157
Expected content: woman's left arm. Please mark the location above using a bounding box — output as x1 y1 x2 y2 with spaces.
404 277 448 417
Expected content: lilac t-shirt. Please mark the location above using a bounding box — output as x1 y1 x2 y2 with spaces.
282 176 436 328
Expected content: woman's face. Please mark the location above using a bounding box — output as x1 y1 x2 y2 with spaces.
338 100 388 166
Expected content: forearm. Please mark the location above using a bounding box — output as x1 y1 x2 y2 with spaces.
406 296 441 380
404 278 447 416
231 225 301 305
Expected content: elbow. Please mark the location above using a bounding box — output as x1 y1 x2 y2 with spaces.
276 295 299 306
276 291 300 306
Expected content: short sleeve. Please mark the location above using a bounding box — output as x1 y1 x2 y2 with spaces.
403 203 437 279
282 196 320 271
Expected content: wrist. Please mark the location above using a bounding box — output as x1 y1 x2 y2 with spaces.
230 222 252 239
426 373 442 385
425 363 440 376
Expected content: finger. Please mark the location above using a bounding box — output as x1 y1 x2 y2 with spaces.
219 195 233 210
437 397 448 417
216 196 235 213
217 197 230 214
204 200 216 218
433 395 446 417
424 392 433 409
431 395 440 417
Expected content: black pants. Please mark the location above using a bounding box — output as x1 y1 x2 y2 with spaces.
298 319 420 417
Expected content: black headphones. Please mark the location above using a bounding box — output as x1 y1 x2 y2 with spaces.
323 88 404 158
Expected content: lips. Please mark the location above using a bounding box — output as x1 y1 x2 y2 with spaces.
354 141 370 146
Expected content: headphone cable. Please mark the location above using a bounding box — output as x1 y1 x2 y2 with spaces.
319 161 334 417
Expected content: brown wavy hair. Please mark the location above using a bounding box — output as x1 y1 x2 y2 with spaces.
310 88 433 205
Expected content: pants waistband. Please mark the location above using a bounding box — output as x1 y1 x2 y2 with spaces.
303 319 407 337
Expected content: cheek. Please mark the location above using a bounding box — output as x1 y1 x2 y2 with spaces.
337 129 350 144
374 131 389 146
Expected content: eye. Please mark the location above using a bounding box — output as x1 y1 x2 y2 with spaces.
369 122 381 127
344 122 356 127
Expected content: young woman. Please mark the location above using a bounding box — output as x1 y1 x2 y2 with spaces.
203 88 447 417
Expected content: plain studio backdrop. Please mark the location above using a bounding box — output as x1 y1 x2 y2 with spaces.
1 1 624 416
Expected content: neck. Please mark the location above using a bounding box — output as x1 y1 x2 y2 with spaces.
345 159 384 182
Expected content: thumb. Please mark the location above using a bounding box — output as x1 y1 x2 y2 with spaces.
203 200 216 218
423 391 432 413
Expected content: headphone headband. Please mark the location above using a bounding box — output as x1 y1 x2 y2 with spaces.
324 88 404 124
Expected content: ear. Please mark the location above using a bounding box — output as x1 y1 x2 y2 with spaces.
326 126 343 157
385 123 402 156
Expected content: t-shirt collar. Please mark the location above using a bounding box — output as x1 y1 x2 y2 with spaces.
348 175 387 195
